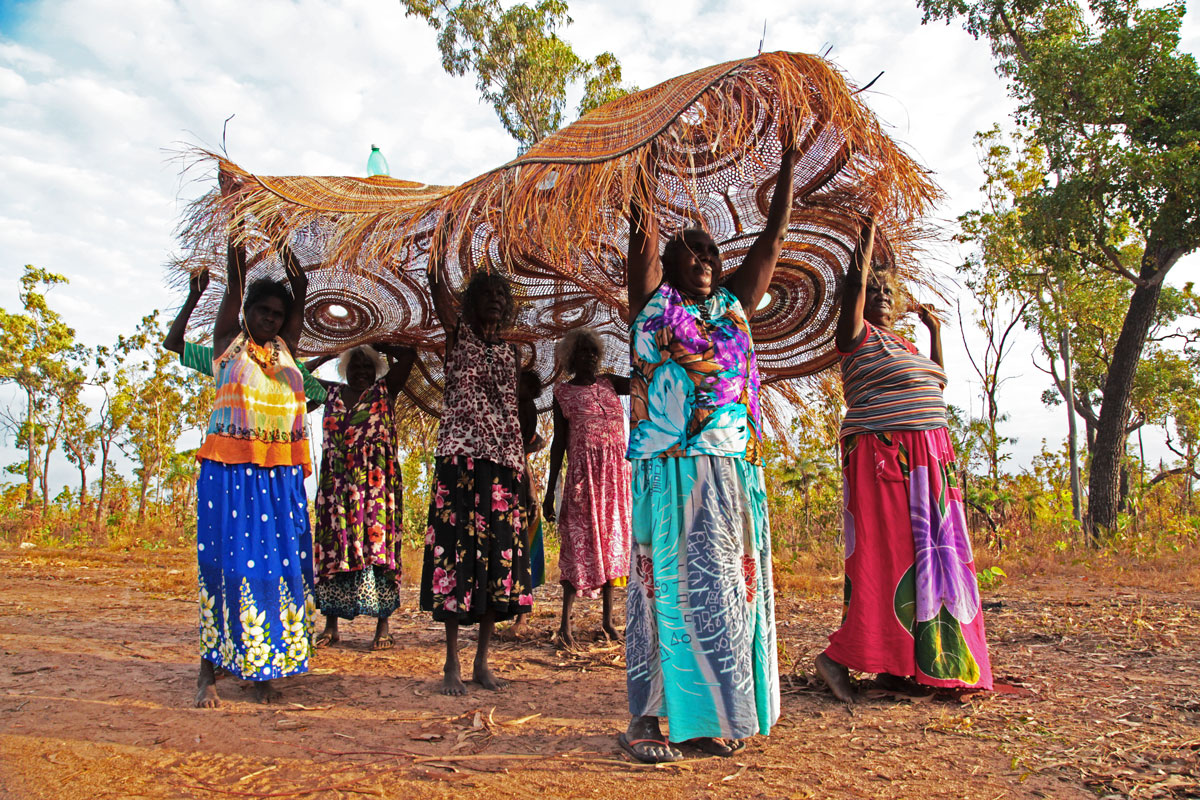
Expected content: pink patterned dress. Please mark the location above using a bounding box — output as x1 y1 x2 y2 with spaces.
554 378 631 592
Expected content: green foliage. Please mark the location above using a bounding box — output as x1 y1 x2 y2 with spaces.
919 0 1200 532
977 565 1007 589
0 266 82 511
400 0 633 149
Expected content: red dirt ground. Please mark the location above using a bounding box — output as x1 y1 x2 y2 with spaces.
1 546 1197 799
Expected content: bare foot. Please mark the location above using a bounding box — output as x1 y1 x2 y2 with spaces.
601 622 623 643
875 672 917 694
315 616 340 648
440 663 467 696
251 680 282 704
816 652 856 703
472 662 509 691
554 625 575 649
195 659 220 708
372 618 394 651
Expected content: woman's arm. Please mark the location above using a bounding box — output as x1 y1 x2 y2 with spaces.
917 305 944 368
834 220 875 353
212 236 247 359
427 258 460 354
602 373 631 395
627 163 662 323
163 270 209 355
378 343 418 398
279 243 307 356
541 397 569 523
724 142 799 312
303 353 335 372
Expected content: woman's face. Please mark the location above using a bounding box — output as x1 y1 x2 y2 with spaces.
864 277 895 327
570 338 601 377
245 296 286 344
346 351 376 389
666 232 721 298
474 281 508 325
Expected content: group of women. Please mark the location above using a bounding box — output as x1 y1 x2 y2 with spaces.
184 140 993 762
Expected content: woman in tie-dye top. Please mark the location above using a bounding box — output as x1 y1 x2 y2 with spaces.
618 133 798 764
193 218 314 709
815 220 992 704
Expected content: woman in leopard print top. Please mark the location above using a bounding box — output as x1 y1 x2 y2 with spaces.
420 267 532 696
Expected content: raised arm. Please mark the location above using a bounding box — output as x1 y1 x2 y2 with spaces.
541 398 569 523
602 373 631 395
278 243 307 356
212 234 248 358
835 220 876 353
725 142 799 311
627 167 662 323
378 343 418 398
917 305 944 368
164 270 209 355
303 353 335 373
427 257 459 348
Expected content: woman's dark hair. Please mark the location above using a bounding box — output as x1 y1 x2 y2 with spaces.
461 271 517 330
662 228 722 284
242 278 294 316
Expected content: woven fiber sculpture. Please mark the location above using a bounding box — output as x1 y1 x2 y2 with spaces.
174 50 939 418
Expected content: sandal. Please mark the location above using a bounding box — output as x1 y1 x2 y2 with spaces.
676 737 746 758
617 732 683 763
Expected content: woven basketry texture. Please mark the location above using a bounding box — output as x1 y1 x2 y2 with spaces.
173 51 939 418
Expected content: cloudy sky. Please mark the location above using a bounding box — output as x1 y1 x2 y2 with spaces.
1 0 1197 491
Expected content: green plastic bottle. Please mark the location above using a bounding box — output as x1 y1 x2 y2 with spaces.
367 145 390 177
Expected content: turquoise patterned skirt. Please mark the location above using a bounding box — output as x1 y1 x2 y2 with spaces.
625 456 779 741
197 460 315 681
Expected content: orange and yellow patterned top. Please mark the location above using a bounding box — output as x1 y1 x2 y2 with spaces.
197 333 311 476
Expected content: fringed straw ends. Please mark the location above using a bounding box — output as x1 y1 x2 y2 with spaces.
171 50 941 418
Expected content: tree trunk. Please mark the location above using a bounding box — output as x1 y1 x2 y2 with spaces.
95 443 110 526
23 387 37 509
1086 247 1173 536
1059 330 1084 526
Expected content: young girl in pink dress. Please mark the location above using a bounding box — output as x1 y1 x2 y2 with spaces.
542 328 631 647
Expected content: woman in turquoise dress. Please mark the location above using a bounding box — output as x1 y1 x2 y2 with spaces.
619 132 799 762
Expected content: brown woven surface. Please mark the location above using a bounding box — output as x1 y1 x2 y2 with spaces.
173 51 939 418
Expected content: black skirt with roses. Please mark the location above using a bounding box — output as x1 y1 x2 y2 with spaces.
420 455 532 624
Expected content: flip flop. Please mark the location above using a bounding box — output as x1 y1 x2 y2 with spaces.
675 737 746 757
371 634 394 651
617 732 683 763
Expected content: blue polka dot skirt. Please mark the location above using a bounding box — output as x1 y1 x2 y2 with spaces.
196 460 315 681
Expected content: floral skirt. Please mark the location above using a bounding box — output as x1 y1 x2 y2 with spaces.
315 566 400 620
420 456 532 624
626 456 779 742
826 428 993 689
529 520 545 589
196 460 314 681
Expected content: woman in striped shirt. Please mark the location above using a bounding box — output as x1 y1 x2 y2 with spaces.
815 220 993 703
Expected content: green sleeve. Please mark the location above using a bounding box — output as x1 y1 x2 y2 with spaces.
181 342 214 377
297 363 327 403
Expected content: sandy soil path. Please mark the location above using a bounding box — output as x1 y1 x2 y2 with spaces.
1 547 1196 799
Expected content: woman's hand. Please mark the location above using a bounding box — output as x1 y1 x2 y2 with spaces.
915 303 941 331
541 493 556 523
189 269 210 298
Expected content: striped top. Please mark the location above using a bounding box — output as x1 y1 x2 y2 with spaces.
181 340 327 403
839 322 947 438
197 333 312 475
